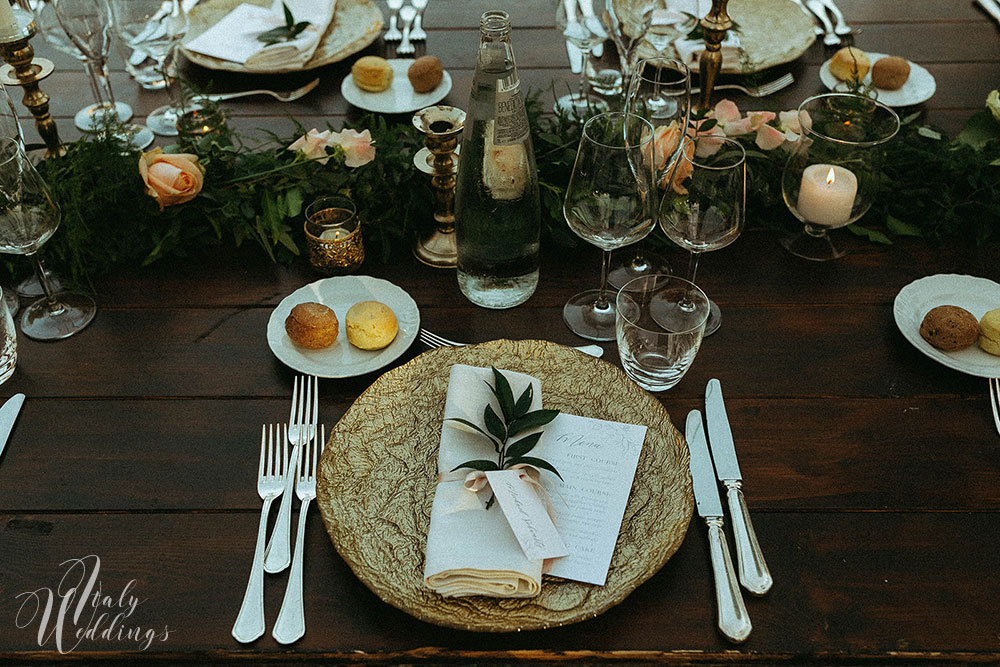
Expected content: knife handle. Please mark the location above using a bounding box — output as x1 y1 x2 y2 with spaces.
705 517 752 643
725 481 773 595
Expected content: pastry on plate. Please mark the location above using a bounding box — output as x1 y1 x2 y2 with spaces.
285 302 339 349
345 300 398 350
978 308 1000 356
919 305 979 351
871 56 910 90
352 55 393 92
408 56 444 93
829 46 870 83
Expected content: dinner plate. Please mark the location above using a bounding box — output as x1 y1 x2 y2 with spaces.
181 0 383 74
893 274 1000 378
820 52 936 107
315 339 694 632
341 59 453 114
266 276 419 378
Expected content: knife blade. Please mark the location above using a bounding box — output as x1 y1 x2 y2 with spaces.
0 393 25 460
705 379 772 595
686 410 751 643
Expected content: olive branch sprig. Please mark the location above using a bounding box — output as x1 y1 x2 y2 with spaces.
448 367 562 508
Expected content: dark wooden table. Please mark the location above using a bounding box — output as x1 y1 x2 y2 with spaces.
2 1 999 663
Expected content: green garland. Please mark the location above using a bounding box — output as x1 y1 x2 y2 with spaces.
17 87 1000 286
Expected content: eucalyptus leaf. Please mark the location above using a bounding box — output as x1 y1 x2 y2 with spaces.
504 432 542 461
451 459 500 473
508 409 560 437
507 456 563 481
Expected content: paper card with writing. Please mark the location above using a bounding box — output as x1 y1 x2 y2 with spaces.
534 414 647 586
484 470 568 562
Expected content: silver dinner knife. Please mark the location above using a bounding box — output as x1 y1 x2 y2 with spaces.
0 393 24 459
705 379 772 595
686 410 752 643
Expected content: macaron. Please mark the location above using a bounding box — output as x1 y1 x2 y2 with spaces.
978 308 1000 356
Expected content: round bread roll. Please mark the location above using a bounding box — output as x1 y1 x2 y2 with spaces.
919 305 979 352
871 56 910 90
829 46 870 83
352 56 393 93
408 55 444 93
285 302 339 349
345 301 398 350
978 308 1000 356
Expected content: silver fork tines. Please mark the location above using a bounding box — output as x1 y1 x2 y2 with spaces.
690 73 795 98
264 375 318 573
273 424 324 645
990 378 1000 437
232 425 285 643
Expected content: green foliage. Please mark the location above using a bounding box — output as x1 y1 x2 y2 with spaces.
257 2 311 45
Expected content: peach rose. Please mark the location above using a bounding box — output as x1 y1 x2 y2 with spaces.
665 137 696 195
646 121 684 174
328 129 376 168
138 148 204 210
288 128 334 164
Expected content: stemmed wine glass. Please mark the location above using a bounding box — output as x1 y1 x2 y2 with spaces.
0 138 96 340
109 0 188 136
555 0 608 115
563 111 656 341
611 56 690 289
658 135 745 336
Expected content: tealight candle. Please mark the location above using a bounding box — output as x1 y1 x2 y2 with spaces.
319 228 349 241
796 164 858 227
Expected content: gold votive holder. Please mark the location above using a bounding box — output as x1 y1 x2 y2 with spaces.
304 195 364 275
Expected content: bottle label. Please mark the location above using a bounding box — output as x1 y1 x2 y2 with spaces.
493 78 530 146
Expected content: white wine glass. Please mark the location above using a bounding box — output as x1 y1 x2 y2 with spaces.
555 0 609 115
563 111 656 340
658 135 745 336
611 56 690 289
0 138 96 340
110 0 188 136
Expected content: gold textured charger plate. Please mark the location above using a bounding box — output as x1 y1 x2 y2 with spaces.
316 339 694 632
181 0 383 74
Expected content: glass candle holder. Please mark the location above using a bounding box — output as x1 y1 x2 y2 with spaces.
177 107 226 137
304 196 364 275
781 92 900 261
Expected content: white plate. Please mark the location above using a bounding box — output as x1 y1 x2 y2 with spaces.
820 52 936 107
893 274 1000 378
341 59 452 114
267 276 420 378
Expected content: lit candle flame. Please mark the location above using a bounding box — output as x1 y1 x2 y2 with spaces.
826 166 836 185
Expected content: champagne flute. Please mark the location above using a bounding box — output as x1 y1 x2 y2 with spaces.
563 111 656 341
109 0 188 136
0 138 96 340
658 135 745 336
611 56 690 289
555 0 609 115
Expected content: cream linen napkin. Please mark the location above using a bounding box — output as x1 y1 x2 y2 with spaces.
423 364 545 598
183 0 335 70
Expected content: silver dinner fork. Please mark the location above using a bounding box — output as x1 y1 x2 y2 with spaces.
418 328 604 358
397 4 417 55
409 0 428 41
990 378 1000 437
272 424 324 644
232 424 285 643
195 78 320 104
690 73 795 98
264 375 318 573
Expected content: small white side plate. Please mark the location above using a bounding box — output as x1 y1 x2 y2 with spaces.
893 274 1000 378
267 276 420 378
341 59 452 114
820 52 936 107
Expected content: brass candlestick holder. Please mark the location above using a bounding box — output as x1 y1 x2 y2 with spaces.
411 105 465 268
697 0 733 111
0 4 63 158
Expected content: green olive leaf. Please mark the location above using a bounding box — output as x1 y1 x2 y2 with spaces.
484 404 507 443
504 432 542 461
513 384 533 419
451 459 501 473
506 456 563 481
508 409 560 437
489 367 515 422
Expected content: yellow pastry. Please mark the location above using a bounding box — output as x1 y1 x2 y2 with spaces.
351 56 393 93
285 302 339 349
829 46 870 83
345 301 398 350
978 308 1000 356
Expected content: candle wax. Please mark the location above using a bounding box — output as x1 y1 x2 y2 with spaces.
796 164 858 227
319 228 348 241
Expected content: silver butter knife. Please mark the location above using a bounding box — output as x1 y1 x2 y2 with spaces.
0 393 24 459
705 379 772 595
686 410 752 643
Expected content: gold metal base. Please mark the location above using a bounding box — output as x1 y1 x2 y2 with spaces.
413 228 457 268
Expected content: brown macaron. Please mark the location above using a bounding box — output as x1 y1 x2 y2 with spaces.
919 305 979 351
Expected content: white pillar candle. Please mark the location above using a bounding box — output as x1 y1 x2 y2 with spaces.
796 164 858 227
0 1 19 39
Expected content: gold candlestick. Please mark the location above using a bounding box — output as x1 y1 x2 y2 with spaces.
0 5 64 159
697 0 733 111
411 105 465 268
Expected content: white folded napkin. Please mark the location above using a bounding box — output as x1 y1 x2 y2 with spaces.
673 31 742 70
184 0 335 70
423 364 545 598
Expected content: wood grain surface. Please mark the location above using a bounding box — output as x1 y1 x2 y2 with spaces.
1 0 999 663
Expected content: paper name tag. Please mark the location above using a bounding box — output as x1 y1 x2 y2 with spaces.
484 470 568 561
